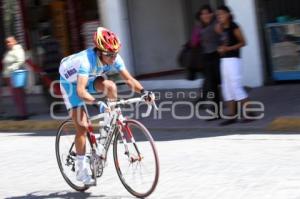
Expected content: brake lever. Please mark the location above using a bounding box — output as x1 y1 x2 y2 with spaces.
141 104 153 118
141 93 158 117
152 101 158 111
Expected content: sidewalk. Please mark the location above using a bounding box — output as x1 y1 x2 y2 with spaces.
0 83 300 132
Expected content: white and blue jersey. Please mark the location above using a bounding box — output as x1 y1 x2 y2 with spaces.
59 48 125 82
59 48 126 109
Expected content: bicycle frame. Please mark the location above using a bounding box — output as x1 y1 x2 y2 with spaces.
84 96 156 162
83 103 133 162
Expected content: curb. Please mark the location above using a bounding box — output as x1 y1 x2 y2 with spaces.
0 120 62 131
1 117 300 133
267 117 300 132
0 120 265 132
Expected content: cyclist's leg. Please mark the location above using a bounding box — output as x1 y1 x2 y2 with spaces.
71 108 96 185
60 77 94 184
92 76 118 100
60 77 88 154
70 107 95 184
71 107 89 156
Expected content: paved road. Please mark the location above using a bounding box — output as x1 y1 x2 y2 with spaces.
1 130 300 199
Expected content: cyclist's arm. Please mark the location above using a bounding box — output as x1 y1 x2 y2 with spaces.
77 75 95 104
119 69 144 93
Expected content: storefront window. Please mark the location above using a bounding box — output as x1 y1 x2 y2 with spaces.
25 0 99 60
259 0 300 80
2 0 27 48
25 0 99 76
2 0 15 36
1 0 100 86
266 23 300 79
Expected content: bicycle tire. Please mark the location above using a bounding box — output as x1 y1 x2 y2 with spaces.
55 120 90 192
113 119 159 198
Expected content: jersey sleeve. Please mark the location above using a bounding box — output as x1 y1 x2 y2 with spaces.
114 54 126 72
78 65 90 77
78 55 91 77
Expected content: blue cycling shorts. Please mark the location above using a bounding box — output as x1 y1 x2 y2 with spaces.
60 76 97 110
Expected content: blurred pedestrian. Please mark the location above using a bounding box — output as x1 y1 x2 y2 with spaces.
178 15 203 80
216 5 250 125
2 36 28 120
196 5 221 120
188 22 203 81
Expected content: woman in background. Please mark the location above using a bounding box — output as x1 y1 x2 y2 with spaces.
217 5 249 125
196 4 221 120
2 36 28 120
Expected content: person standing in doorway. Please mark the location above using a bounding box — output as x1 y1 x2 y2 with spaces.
2 36 28 120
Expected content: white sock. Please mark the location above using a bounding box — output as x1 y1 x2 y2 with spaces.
76 155 86 171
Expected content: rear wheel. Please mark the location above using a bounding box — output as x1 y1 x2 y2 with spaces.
55 120 92 192
113 119 159 198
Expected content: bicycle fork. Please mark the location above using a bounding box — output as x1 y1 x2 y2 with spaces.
87 125 98 150
118 121 143 163
86 124 98 186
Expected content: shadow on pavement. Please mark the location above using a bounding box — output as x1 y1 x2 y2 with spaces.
150 130 300 141
7 129 300 142
5 191 134 199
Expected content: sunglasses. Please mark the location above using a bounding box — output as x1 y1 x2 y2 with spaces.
102 51 118 58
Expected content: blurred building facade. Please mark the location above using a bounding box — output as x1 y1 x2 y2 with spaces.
1 0 300 90
0 0 100 58
0 0 100 92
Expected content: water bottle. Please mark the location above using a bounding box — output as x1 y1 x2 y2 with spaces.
98 101 110 152
96 143 105 158
98 101 108 114
97 127 107 158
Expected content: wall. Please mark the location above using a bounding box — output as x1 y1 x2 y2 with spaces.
127 0 187 75
97 0 135 74
225 0 263 87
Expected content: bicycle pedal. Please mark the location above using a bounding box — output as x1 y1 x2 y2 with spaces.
84 182 97 188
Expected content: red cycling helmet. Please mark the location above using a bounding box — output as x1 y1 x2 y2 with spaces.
93 27 121 53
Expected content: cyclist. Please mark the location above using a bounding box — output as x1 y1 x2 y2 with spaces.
59 27 154 185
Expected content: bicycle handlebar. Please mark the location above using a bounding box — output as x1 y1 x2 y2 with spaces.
103 95 158 118
105 97 141 107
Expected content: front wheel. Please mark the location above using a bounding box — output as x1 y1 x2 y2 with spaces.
55 120 91 192
113 119 159 198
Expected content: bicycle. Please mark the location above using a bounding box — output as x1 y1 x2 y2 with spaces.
55 94 160 198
